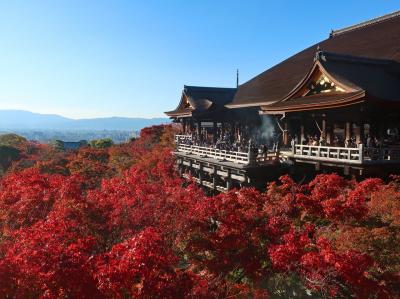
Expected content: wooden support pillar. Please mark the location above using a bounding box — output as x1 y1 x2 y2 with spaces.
345 122 351 141
189 119 194 134
327 124 333 145
300 124 305 144
322 119 327 139
212 166 217 190
178 159 183 176
213 121 217 142
197 121 201 135
360 123 365 144
226 169 232 191
198 163 204 185
344 165 350 176
355 124 361 144
283 121 289 146
181 119 186 134
199 172 204 185
188 160 193 176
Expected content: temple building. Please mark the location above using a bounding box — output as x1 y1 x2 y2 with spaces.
166 11 400 191
165 85 260 142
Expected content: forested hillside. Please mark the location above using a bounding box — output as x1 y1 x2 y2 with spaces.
0 126 398 298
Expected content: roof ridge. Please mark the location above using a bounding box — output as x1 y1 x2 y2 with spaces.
317 50 395 65
330 10 400 37
184 85 237 91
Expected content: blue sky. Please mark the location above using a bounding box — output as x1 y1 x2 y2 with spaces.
0 1 398 119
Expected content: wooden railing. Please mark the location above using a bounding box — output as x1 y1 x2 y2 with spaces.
176 143 251 164
292 144 400 164
293 144 363 164
175 137 400 166
176 142 278 165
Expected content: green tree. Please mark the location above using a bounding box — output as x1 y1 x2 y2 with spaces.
90 138 114 149
0 145 20 172
52 140 65 151
0 133 27 148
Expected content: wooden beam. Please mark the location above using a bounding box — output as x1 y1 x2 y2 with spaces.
283 121 289 145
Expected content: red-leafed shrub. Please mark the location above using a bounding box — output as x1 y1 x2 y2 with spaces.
94 228 196 299
0 126 398 299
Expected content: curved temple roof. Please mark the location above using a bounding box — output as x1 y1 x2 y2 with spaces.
260 50 400 114
165 85 236 118
228 11 400 108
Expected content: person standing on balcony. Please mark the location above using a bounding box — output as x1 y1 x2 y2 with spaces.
312 135 319 146
319 135 326 146
272 132 281 153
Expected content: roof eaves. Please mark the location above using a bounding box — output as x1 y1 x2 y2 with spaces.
261 90 366 113
225 101 277 109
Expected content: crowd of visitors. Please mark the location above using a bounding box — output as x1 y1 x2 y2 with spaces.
177 127 399 156
292 134 388 148
177 128 281 155
294 134 359 148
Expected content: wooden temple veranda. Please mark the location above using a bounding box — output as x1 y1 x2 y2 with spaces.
165 11 400 192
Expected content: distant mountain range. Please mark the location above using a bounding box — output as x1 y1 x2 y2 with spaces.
0 110 169 131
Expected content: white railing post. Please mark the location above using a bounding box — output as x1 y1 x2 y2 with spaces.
358 144 364 162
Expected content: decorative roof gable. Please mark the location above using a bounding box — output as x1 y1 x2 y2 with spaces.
281 51 357 102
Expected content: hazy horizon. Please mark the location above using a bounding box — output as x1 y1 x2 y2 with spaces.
0 109 169 121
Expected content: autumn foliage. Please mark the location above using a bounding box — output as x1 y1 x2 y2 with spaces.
0 126 399 298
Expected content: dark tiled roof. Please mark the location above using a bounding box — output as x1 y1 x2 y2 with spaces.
229 11 400 107
165 85 236 117
261 51 400 113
